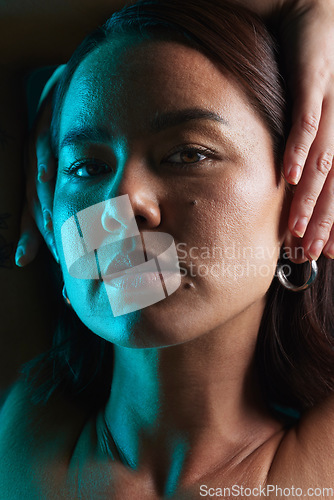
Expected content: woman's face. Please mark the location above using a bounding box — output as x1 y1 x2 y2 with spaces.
52 37 288 347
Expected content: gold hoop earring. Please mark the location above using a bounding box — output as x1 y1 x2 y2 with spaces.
276 259 318 292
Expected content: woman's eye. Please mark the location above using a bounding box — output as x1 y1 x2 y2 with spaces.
165 148 209 165
66 161 112 178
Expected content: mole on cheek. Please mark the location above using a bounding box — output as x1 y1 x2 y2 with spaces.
190 200 198 206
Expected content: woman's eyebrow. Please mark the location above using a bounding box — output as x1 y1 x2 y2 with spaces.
150 108 229 132
59 126 112 150
59 108 229 150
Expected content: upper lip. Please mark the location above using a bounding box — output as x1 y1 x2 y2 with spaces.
103 249 145 277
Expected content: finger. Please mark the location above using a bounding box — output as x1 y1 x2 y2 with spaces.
35 130 56 232
31 197 59 264
16 200 59 266
36 132 56 183
299 168 334 260
283 232 307 264
288 97 334 239
283 85 323 185
36 176 55 228
323 225 334 259
44 231 59 264
15 203 42 267
35 170 58 263
34 179 58 265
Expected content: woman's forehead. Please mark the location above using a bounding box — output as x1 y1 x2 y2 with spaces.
66 39 239 104
60 38 266 142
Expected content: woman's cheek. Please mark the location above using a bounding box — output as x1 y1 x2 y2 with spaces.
53 179 109 248
187 171 284 287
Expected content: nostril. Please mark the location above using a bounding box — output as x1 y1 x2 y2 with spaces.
135 215 147 225
102 217 123 233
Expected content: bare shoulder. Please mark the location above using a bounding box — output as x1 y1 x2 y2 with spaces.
268 395 334 490
0 379 88 499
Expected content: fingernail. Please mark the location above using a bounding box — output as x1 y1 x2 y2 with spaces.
51 244 59 263
308 239 323 260
324 243 334 259
15 246 25 267
38 164 47 183
291 216 308 238
287 165 302 185
43 209 53 232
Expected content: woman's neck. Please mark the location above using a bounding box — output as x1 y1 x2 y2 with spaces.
103 299 282 490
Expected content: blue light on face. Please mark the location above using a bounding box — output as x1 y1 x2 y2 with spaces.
61 194 181 318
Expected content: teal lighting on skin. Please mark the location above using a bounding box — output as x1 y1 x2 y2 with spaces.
103 346 190 496
164 437 190 497
271 403 301 420
105 346 162 469
60 194 180 318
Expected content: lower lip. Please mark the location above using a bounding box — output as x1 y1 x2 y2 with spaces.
103 270 178 290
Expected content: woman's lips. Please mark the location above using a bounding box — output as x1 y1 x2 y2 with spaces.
103 270 178 290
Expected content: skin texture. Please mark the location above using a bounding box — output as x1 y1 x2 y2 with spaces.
52 38 287 492
53 38 287 347
1 36 334 500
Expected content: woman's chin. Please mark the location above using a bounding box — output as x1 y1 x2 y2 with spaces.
79 293 204 348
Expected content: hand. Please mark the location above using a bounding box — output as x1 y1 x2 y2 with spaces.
15 66 65 267
279 0 334 262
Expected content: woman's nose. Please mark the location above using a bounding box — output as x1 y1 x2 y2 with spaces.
101 160 161 233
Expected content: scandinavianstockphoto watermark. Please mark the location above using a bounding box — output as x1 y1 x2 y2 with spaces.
61 193 306 317
176 243 305 280
199 484 334 497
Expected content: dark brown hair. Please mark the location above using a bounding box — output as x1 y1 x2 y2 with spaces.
24 0 334 417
